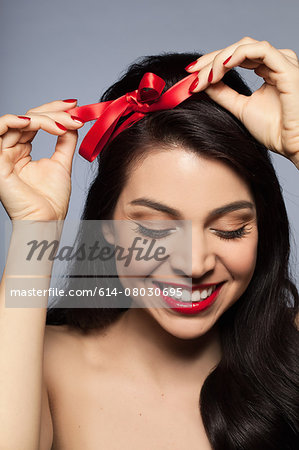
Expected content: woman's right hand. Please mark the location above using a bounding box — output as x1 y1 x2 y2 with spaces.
0 100 84 222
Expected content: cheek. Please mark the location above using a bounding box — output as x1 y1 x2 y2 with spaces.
221 236 258 282
113 229 169 277
214 237 258 314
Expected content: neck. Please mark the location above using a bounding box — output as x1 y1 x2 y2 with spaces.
104 308 222 391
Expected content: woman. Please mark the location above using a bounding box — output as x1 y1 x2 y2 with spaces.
0 37 298 449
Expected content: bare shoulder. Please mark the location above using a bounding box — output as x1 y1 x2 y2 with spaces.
44 324 86 350
43 324 85 370
44 324 80 340
42 323 110 376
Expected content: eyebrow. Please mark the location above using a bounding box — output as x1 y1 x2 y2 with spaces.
129 198 255 218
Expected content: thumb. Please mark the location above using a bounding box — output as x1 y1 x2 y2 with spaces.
205 81 247 121
51 129 78 173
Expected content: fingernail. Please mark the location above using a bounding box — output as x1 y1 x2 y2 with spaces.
55 121 67 131
189 78 199 92
71 115 84 124
223 55 232 65
17 116 31 120
208 68 213 83
62 99 77 103
185 60 198 71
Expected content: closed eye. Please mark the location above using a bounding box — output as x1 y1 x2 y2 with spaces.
211 225 251 241
132 223 177 239
133 223 252 241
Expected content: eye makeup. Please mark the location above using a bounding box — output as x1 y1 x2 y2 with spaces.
132 222 252 242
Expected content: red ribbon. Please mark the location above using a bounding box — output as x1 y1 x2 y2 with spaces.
67 71 199 162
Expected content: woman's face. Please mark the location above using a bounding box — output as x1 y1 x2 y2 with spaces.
104 148 258 339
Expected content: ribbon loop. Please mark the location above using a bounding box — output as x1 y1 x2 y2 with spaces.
137 72 165 103
126 73 166 113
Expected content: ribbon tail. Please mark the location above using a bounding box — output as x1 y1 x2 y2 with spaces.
110 112 145 142
148 72 199 111
79 117 120 161
67 101 114 122
75 96 133 161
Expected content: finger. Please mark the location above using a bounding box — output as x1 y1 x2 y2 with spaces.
188 54 263 94
0 142 32 169
221 41 297 76
185 36 259 72
204 41 299 91
187 47 299 75
253 64 277 86
185 49 223 72
29 110 84 128
204 81 248 121
189 63 215 92
278 48 299 65
25 99 78 114
51 130 78 173
220 52 298 71
17 108 84 144
18 130 38 144
2 113 83 148
0 114 31 136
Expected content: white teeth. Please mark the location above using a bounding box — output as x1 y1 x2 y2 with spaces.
181 290 191 302
191 290 201 301
207 287 213 297
200 289 208 300
157 282 219 303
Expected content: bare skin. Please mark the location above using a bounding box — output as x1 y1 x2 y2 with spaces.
44 321 218 450
0 37 298 450
42 150 259 450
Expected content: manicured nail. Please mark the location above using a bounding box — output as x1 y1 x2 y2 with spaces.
71 115 84 124
55 121 67 131
17 116 31 120
223 55 232 65
62 99 77 103
185 60 198 71
208 68 213 83
189 78 199 92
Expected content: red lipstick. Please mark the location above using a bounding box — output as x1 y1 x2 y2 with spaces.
155 281 219 292
152 281 224 315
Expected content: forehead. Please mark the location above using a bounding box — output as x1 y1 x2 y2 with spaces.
117 148 255 217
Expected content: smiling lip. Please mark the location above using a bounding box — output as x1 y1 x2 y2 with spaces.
153 280 223 292
152 281 225 315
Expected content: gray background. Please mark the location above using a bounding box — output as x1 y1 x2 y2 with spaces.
1 0 298 287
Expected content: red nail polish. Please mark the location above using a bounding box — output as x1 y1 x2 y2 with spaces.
185 60 197 71
71 115 84 123
55 121 67 131
17 116 31 120
189 78 199 92
208 68 213 83
223 55 232 65
62 99 77 103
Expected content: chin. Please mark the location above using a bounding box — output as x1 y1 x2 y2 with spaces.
150 308 218 340
167 327 210 340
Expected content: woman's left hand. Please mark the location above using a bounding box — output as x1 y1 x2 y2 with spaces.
186 36 299 169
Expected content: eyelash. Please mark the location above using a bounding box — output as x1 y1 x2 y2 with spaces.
213 226 250 241
133 223 250 241
133 224 177 239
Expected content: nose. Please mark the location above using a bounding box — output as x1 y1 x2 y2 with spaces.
168 224 217 279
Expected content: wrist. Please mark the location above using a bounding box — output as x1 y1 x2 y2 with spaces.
7 220 64 276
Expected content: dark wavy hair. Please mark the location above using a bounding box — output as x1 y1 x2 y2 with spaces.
46 52 299 449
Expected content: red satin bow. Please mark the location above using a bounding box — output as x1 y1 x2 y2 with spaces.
67 71 199 162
